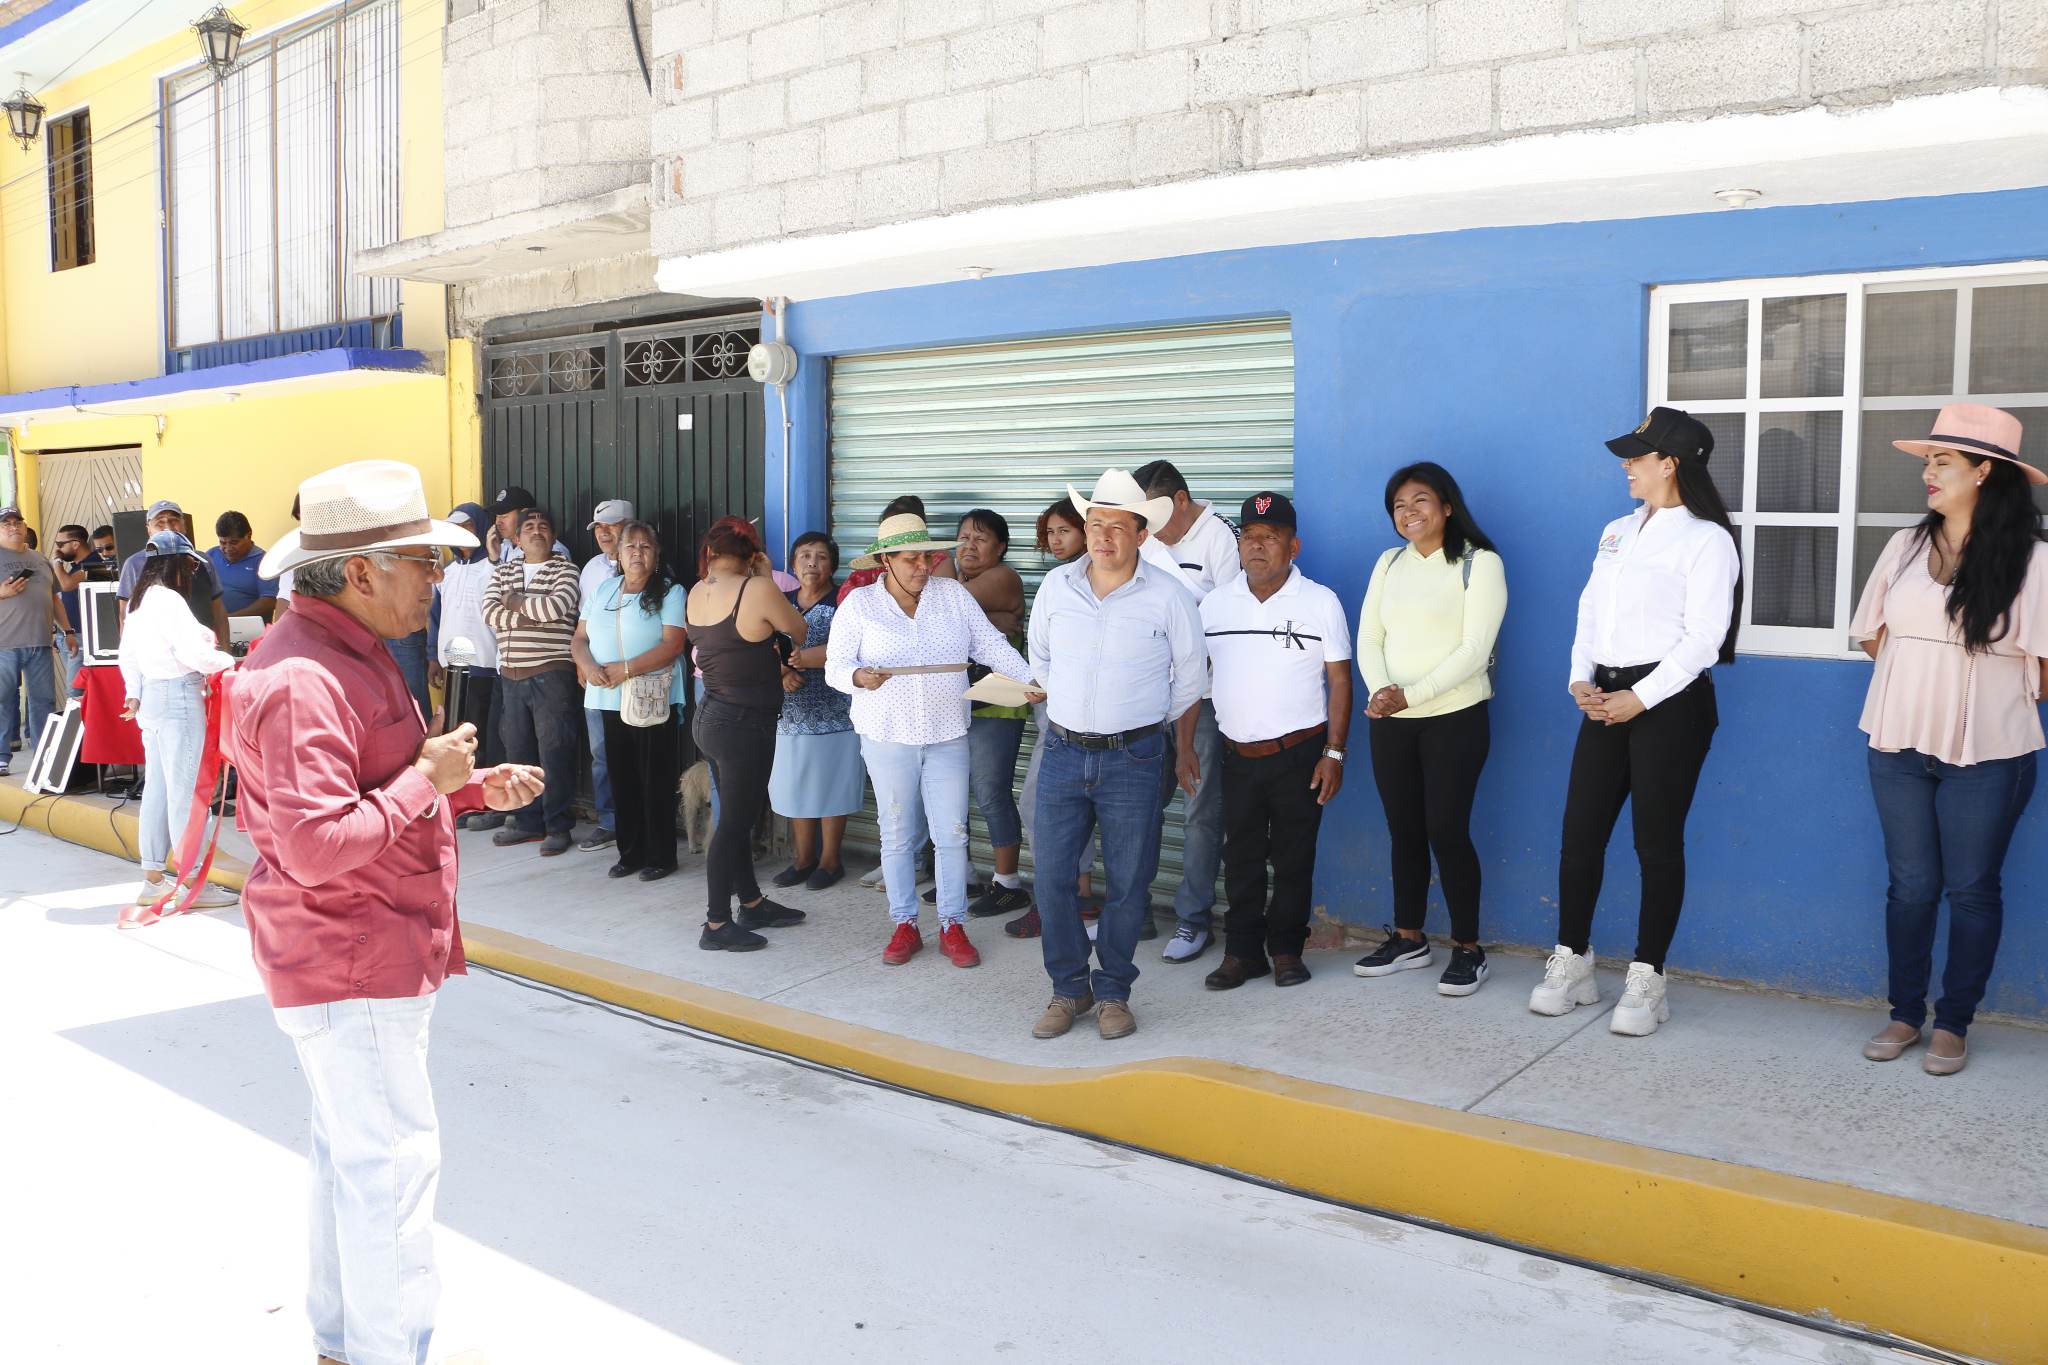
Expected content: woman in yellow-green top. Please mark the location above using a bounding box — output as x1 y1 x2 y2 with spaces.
1353 462 1508 998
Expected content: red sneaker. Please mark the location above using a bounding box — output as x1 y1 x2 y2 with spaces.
939 922 981 968
882 922 923 965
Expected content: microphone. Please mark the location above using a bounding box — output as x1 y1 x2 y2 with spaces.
443 637 476 736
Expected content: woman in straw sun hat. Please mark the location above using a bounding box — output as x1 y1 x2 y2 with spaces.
826 509 1038 970
1851 403 2048 1077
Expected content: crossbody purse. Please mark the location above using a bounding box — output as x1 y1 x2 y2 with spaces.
612 578 675 728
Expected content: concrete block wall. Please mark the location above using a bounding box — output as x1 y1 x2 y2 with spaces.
646 0 2047 256
444 0 658 229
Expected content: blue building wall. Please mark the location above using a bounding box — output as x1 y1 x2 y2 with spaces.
769 186 2048 1020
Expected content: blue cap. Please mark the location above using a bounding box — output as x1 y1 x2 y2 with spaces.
146 529 202 559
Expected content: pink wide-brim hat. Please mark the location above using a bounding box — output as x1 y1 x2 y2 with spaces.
1894 403 2044 486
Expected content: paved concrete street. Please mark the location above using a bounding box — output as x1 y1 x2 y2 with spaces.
5 828 1894 1364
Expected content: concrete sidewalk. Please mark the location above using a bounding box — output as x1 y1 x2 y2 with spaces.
443 820 2048 1233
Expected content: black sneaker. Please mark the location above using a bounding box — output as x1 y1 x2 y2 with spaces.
1353 925 1433 977
924 879 986 906
1437 945 1490 997
737 897 806 929
700 920 767 952
967 884 1032 918
579 828 617 852
771 862 816 888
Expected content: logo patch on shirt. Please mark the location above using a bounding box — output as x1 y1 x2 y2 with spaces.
1598 532 1622 556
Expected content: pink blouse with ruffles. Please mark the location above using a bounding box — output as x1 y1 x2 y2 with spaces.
1849 529 2048 767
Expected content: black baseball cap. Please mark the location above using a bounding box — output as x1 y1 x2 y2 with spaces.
1239 491 1297 530
489 485 537 516
1607 406 1714 463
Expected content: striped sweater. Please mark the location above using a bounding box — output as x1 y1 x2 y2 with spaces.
480 557 581 676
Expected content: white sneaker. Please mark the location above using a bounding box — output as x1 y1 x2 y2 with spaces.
135 880 169 906
858 865 886 890
187 883 242 910
1161 926 1210 963
1528 944 1600 1016
1609 961 1670 1036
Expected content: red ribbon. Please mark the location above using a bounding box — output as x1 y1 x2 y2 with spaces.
119 669 238 931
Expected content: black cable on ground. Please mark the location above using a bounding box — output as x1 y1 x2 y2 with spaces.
0 790 60 836
470 963 1979 1365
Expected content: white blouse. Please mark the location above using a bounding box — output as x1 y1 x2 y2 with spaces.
1569 504 1739 710
117 583 236 697
826 577 1032 746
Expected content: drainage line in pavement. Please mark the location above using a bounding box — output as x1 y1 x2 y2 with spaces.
471 963 1976 1365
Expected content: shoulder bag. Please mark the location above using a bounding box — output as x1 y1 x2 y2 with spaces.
612 579 675 728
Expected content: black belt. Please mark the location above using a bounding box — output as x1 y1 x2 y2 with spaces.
1592 662 1660 689
1050 721 1162 751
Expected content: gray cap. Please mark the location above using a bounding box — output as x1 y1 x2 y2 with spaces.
0 505 23 522
587 498 635 529
147 499 184 519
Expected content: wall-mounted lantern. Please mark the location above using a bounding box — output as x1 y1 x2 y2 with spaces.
193 6 248 80
4 73 44 151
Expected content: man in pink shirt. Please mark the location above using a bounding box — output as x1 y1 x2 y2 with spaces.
229 461 543 1365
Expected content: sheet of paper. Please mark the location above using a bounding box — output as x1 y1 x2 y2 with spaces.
962 672 1033 708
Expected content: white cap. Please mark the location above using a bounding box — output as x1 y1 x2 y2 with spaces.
588 499 635 529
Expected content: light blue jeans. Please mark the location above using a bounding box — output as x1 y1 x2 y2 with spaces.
585 707 615 830
863 733 971 925
136 674 208 873
274 993 441 1365
1 643 55 753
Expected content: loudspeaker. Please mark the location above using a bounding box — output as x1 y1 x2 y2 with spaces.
80 582 121 663
112 509 148 565
24 699 85 795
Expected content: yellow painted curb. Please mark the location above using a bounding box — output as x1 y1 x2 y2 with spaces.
465 923 2048 1364
1 784 247 889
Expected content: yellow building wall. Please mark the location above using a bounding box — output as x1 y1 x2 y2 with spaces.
0 0 451 392
12 374 453 550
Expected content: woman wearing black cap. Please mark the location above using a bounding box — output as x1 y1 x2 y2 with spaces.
1530 406 1741 1038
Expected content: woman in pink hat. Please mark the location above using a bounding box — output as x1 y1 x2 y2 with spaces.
1851 403 2048 1077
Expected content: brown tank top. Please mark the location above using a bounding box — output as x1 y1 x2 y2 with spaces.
691 574 783 708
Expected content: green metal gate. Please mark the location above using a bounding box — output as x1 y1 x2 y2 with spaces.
827 317 1296 890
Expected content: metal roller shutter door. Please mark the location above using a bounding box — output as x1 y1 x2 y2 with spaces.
827 317 1295 893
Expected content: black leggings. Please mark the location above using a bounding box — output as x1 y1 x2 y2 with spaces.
1556 674 1718 971
691 697 778 923
1367 702 1490 943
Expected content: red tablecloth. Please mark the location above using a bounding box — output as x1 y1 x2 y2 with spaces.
77 663 145 765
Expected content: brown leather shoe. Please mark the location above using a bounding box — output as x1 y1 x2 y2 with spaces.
1032 992 1094 1039
1097 999 1136 1040
1204 955 1270 990
319 1355 349 1365
1273 954 1311 987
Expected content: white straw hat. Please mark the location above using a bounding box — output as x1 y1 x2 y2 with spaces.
849 512 956 571
1068 468 1174 533
261 460 479 579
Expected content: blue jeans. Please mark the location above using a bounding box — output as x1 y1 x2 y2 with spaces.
495 670 581 834
968 715 1025 851
1035 728 1169 1003
384 631 431 726
1 644 55 756
274 994 441 1365
585 708 615 830
136 674 208 872
863 733 972 924
1160 698 1224 929
1868 746 2036 1036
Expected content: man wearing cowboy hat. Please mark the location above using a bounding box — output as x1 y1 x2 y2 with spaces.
225 460 545 1365
1025 468 1206 1041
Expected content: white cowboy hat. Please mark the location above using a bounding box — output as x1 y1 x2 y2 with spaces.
1068 468 1173 532
261 460 479 579
849 512 956 571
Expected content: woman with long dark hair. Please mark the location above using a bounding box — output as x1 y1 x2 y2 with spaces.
1353 462 1507 996
1530 407 1741 1038
687 519 814 950
1851 405 2048 1076
116 532 238 912
571 519 688 882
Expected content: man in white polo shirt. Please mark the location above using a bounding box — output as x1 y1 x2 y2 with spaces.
576 498 633 851
1198 492 1352 991
1130 458 1241 965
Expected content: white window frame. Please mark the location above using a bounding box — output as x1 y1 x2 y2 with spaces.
1648 261 2048 660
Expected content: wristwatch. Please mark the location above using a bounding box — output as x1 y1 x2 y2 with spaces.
1323 746 1346 763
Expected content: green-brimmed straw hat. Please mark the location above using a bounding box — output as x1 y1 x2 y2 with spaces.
850 512 955 570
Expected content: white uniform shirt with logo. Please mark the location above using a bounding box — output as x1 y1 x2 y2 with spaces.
1201 567 1352 744
1569 503 1739 710
1137 500 1240 603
